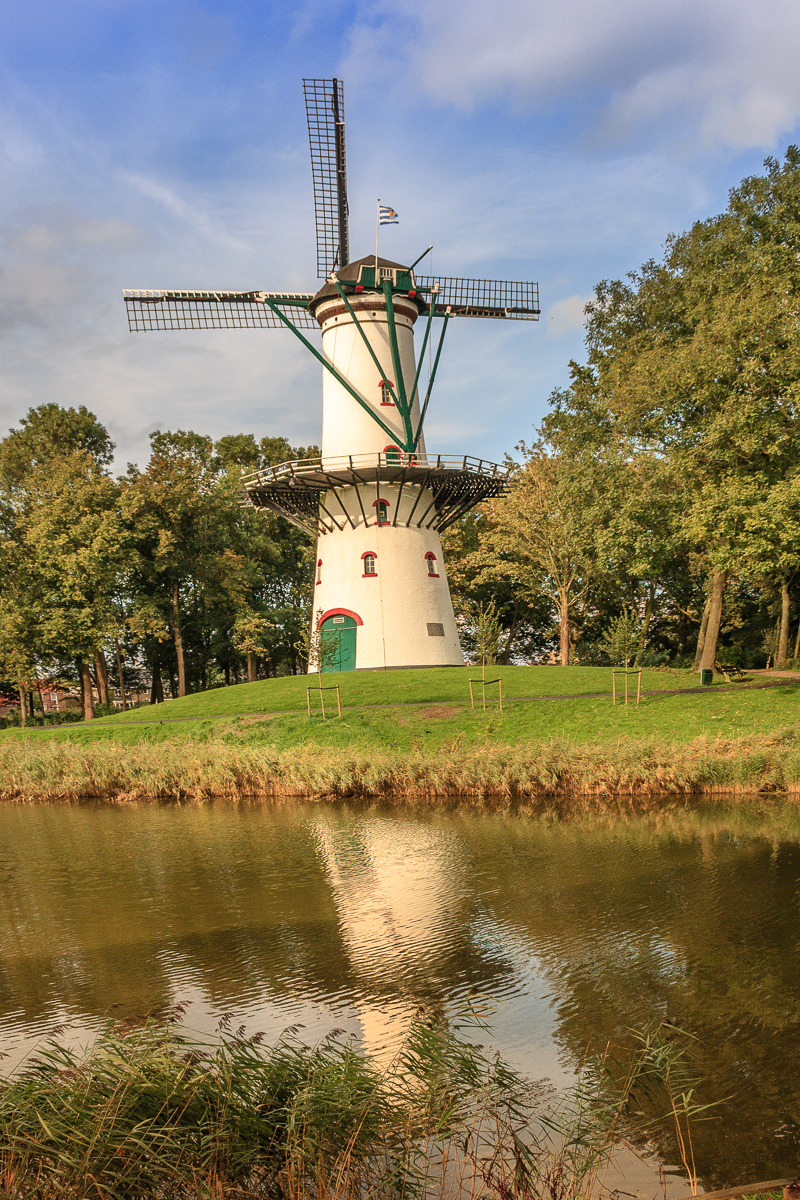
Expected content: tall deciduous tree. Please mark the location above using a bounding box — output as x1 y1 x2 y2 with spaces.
546 147 800 672
0 404 123 719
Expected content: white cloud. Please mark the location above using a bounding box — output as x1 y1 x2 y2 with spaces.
547 295 592 339
346 0 800 152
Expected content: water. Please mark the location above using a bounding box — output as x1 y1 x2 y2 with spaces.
1 799 799 1192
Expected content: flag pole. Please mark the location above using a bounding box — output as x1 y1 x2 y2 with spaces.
375 198 380 270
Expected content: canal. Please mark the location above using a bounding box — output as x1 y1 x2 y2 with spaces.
1 800 798 1191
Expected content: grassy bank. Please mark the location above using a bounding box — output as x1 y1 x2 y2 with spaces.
1 667 798 801
1 728 799 803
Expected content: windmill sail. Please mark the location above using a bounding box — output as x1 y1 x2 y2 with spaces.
303 77 349 277
123 290 318 332
416 276 540 320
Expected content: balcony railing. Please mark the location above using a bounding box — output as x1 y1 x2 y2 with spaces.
241 452 507 490
241 452 509 537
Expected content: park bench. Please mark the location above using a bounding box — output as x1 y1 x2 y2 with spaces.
715 662 749 683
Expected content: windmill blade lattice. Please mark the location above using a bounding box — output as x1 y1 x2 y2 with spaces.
123 290 318 332
303 77 349 278
416 276 540 320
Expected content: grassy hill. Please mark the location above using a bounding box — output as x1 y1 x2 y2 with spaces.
1 665 797 752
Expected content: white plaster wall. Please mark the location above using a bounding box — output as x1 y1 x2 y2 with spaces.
312 483 462 669
316 297 427 460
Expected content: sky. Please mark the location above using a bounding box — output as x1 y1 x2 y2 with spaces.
2 0 800 472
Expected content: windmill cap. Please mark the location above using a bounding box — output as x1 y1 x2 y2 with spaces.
309 255 427 317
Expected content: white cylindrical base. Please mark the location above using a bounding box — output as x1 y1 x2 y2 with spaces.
312 489 463 670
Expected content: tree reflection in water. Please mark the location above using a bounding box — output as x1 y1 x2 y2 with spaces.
0 800 798 1189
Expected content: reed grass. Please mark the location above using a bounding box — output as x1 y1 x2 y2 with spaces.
0 1009 711 1200
1 728 799 804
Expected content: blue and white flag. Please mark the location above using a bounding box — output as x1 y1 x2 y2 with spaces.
379 204 399 226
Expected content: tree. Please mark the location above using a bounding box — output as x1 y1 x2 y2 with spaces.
544 148 800 672
22 454 128 720
0 404 124 720
489 447 595 665
126 431 234 696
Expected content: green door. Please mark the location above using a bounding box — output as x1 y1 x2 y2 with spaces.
320 614 357 672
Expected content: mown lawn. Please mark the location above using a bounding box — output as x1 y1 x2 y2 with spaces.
2 666 797 753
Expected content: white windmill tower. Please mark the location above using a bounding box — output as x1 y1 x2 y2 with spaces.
124 78 539 673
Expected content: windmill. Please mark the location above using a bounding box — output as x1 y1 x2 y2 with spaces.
123 78 540 673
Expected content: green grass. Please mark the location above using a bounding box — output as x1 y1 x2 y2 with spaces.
1 666 796 756
0 1008 539 1200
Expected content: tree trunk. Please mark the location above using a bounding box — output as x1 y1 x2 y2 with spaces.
18 687 27 728
693 591 712 671
777 583 791 668
150 644 164 705
699 570 727 674
558 590 570 666
171 584 187 697
114 640 128 711
247 651 258 683
94 648 111 707
78 659 95 720
794 618 800 663
638 583 656 664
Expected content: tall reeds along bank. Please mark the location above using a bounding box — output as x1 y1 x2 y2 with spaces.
0 1010 714 1200
1 729 800 802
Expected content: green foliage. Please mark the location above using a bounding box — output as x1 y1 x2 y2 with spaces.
601 610 645 666
0 407 317 711
458 598 504 674
0 1007 718 1200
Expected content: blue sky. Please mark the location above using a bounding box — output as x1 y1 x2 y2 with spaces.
2 0 800 471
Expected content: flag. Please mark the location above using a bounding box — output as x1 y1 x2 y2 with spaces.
379 204 399 226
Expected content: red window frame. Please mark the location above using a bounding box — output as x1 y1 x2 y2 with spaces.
361 550 378 577
379 380 395 406
425 552 439 578
372 497 391 525
316 558 322 585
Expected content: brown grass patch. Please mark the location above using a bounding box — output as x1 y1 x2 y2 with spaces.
415 705 463 721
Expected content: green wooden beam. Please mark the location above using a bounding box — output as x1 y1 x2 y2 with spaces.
409 286 437 415
382 281 415 452
332 282 400 409
262 299 401 447
414 314 450 450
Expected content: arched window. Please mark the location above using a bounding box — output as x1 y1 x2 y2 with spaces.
373 498 390 525
316 559 322 585
384 445 402 466
379 380 395 406
425 552 439 577
362 551 378 576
